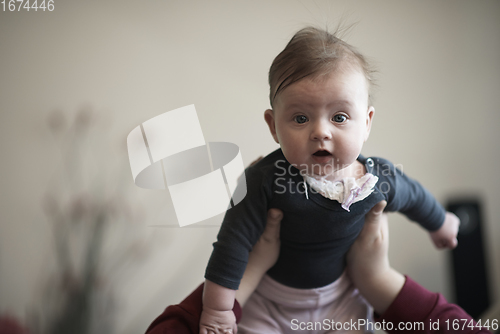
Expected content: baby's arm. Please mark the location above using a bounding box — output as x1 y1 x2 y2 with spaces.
200 208 282 334
201 156 275 333
200 280 237 334
429 211 459 249
374 157 459 250
236 208 282 306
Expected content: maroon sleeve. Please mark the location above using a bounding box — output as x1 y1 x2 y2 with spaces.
145 283 242 334
375 276 492 334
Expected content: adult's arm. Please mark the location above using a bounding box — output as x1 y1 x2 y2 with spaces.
377 276 492 334
347 201 491 334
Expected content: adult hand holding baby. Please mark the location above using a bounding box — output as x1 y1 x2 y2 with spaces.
347 201 406 315
147 201 489 334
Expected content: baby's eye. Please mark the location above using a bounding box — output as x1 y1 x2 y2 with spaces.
333 114 347 123
294 115 308 124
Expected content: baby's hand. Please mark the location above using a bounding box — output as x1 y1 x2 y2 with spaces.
199 306 237 334
429 212 460 249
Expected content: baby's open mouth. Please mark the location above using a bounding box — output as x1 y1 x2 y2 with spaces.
313 150 331 157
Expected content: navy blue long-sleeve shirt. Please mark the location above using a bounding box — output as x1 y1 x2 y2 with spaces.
205 149 445 290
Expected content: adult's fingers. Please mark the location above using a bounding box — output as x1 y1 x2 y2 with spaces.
359 201 387 237
260 208 282 243
249 156 264 167
367 200 387 220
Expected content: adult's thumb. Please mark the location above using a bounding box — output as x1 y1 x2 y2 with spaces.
371 201 387 216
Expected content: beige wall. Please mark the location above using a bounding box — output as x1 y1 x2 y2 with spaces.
0 1 499 333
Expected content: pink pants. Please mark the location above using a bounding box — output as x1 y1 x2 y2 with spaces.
238 272 373 334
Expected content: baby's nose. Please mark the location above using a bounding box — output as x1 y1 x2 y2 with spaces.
310 122 332 141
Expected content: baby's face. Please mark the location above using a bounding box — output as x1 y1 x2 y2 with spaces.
265 67 374 179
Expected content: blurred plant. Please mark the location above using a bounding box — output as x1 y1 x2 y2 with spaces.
29 106 151 334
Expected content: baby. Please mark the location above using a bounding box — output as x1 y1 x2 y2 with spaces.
200 27 459 334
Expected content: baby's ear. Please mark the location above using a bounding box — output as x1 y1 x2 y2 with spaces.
264 109 279 143
364 106 375 142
